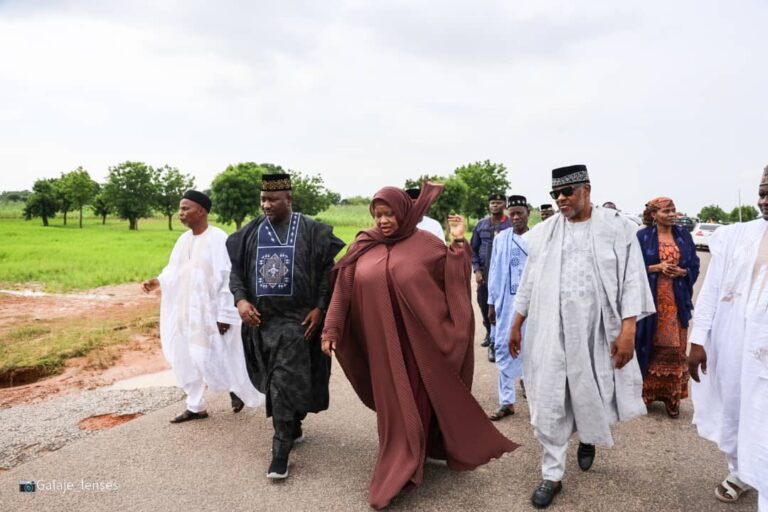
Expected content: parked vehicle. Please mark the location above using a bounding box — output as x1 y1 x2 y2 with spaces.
675 216 695 232
692 223 722 250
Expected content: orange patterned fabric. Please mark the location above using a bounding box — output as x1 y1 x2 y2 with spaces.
643 239 689 407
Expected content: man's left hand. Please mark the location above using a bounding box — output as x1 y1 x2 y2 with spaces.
302 308 323 340
611 329 635 369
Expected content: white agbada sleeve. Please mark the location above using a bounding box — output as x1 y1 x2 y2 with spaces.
514 222 546 318
689 228 727 346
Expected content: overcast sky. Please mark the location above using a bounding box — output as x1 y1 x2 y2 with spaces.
0 0 766 215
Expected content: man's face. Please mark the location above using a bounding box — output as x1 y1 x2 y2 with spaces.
261 191 292 221
489 199 506 215
540 209 554 220
508 206 529 232
553 184 591 219
178 198 204 227
759 184 768 220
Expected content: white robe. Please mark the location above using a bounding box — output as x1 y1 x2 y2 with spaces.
690 218 768 497
513 207 655 446
158 226 264 408
488 229 529 404
417 216 446 242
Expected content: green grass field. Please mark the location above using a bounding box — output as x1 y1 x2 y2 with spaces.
0 202 540 292
0 203 375 292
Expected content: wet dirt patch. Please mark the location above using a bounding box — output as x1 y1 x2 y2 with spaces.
78 412 144 431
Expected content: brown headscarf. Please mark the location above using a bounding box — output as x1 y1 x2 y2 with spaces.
642 196 675 226
332 182 443 276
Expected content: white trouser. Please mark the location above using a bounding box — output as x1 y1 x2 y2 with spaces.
759 490 766 512
182 379 207 413
494 334 517 406
535 383 576 481
726 452 739 478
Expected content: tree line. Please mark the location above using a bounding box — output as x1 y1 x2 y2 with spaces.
697 204 759 224
20 161 339 230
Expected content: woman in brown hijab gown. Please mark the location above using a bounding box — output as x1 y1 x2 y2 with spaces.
321 183 518 509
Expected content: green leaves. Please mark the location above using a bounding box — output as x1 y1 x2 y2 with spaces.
210 162 264 230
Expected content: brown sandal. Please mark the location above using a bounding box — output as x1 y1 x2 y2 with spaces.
664 401 679 418
170 410 209 423
489 405 515 421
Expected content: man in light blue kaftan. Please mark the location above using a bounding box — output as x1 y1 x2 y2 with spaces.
487 195 530 420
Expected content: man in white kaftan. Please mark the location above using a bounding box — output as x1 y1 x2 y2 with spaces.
406 187 446 242
688 168 768 510
487 195 530 420
509 165 655 509
142 191 263 422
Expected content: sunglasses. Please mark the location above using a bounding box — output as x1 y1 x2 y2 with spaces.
549 185 583 200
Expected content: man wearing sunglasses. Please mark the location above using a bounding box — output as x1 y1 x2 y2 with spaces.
508 165 655 508
470 192 513 349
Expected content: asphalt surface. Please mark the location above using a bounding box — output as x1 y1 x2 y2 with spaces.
0 251 759 511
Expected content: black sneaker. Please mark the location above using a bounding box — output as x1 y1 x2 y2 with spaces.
531 480 562 509
480 335 491 347
267 456 289 479
577 442 595 471
293 425 305 444
488 345 496 362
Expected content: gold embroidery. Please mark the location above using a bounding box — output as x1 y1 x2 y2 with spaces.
262 178 292 191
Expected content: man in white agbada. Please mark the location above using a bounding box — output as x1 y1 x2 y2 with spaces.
142 190 263 423
406 187 445 242
688 167 768 510
509 165 655 509
487 195 530 421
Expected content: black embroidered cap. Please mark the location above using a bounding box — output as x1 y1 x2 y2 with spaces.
182 190 212 212
262 173 292 192
551 165 590 188
507 195 527 207
539 203 553 210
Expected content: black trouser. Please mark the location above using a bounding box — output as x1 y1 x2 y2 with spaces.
476 282 490 337
271 411 306 460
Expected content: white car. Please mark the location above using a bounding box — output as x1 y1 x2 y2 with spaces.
692 223 722 250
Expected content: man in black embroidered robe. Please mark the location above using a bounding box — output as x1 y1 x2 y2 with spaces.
227 173 345 479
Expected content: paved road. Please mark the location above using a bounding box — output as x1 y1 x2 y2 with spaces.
0 251 758 511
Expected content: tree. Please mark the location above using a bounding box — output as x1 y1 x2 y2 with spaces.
210 162 265 230
1 190 31 202
697 204 729 224
340 195 370 206
103 161 159 230
91 186 112 225
404 174 469 224
729 205 759 223
53 177 74 226
59 167 99 228
289 171 339 216
23 179 60 226
156 165 195 230
454 160 510 219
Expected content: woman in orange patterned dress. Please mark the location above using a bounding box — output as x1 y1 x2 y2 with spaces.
635 197 700 417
